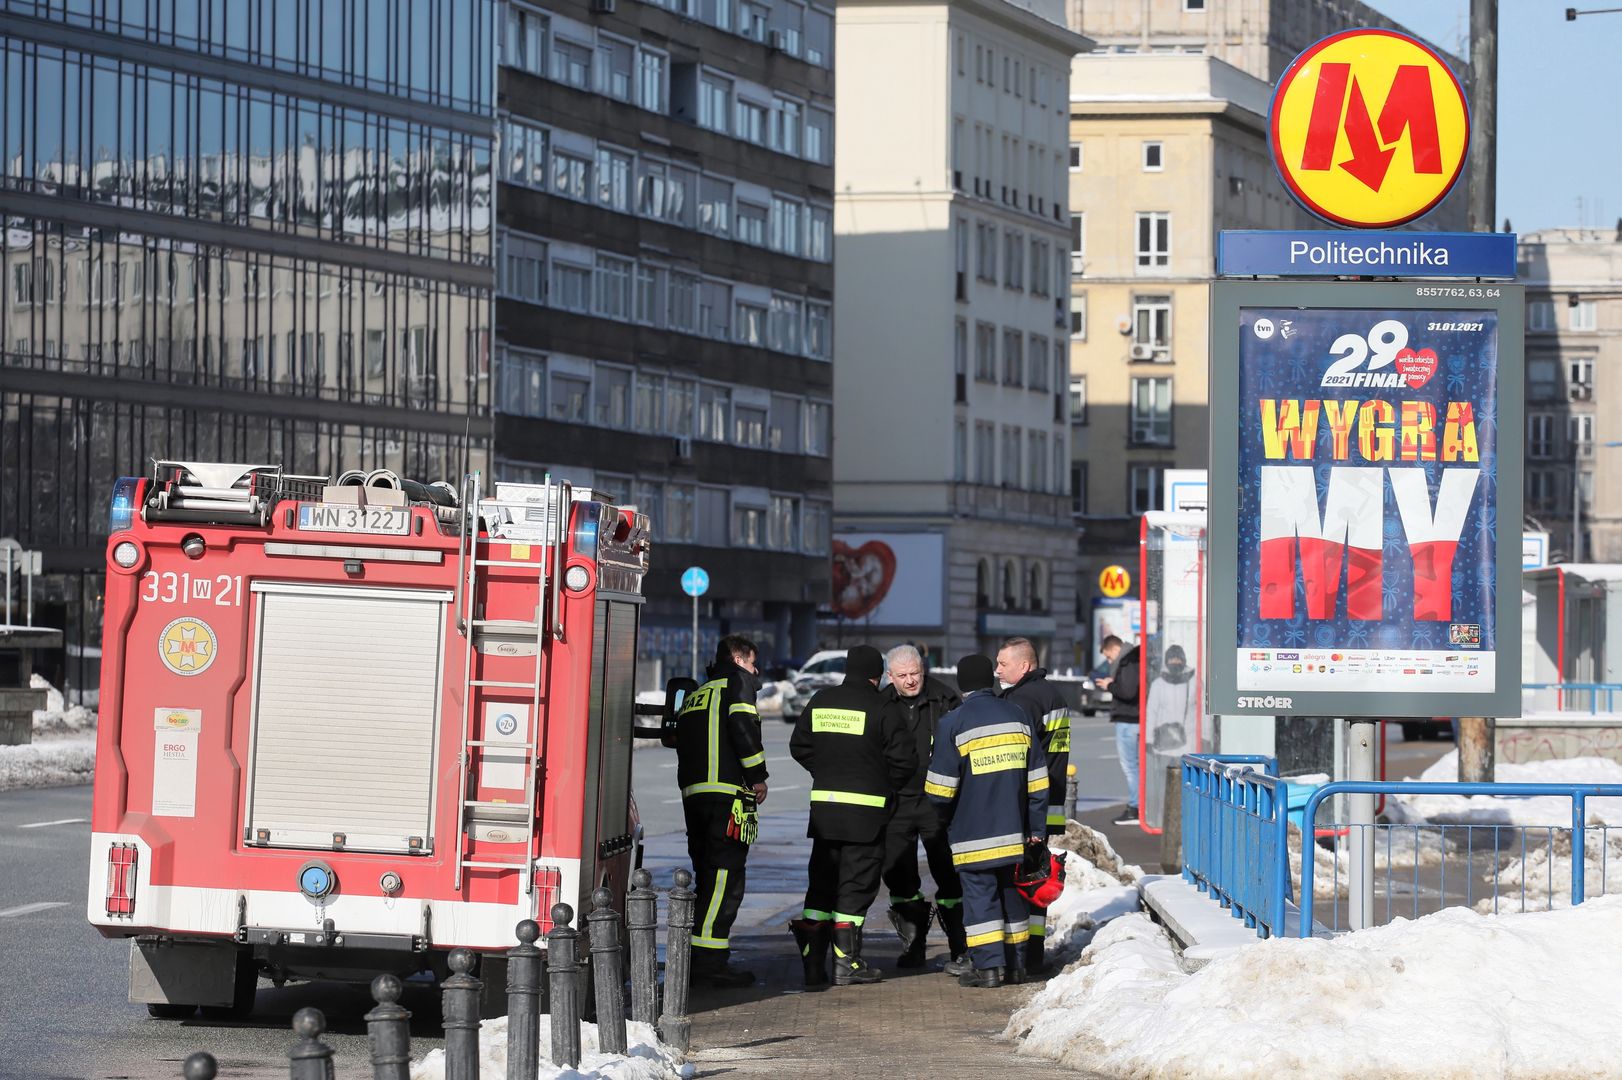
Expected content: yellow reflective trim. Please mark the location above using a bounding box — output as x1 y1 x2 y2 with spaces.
810 789 887 807
965 928 1005 948
682 782 745 798
952 844 1026 867
1006 929 1031 945
1046 809 1067 825
700 869 728 942
1049 731 1072 753
691 936 729 950
729 702 758 715
1045 714 1070 731
1028 778 1048 793
924 781 958 798
959 732 1031 755
740 751 766 768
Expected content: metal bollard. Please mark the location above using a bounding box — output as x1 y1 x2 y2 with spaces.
1063 763 1078 824
441 949 482 1080
658 868 695 1053
288 1007 336 1080
588 887 629 1055
547 903 583 1069
626 868 659 1026
182 1051 218 1080
506 920 544 1080
365 974 412 1080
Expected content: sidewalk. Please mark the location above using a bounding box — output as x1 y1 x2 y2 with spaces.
643 802 1154 1078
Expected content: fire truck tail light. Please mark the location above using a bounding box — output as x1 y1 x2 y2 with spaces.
534 865 563 931
564 565 591 593
105 843 138 918
112 541 141 569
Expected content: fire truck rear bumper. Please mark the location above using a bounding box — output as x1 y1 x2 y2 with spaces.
238 926 423 951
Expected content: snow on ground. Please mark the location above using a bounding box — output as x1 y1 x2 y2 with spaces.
30 673 97 735
1386 750 1622 826
410 1016 694 1080
1472 829 1622 914
1045 822 1145 961
1009 896 1622 1080
0 678 98 791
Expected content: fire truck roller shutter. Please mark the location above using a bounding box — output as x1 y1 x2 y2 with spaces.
245 583 452 855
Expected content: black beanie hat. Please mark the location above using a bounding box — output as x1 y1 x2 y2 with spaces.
847 644 884 683
957 654 995 692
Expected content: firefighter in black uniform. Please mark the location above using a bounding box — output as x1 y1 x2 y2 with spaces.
878 644 968 973
675 634 768 988
995 635 1074 973
788 644 915 987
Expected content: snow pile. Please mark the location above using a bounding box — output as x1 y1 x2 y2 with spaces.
31 674 98 736
0 737 96 791
410 1017 693 1080
1009 898 1622 1079
1387 750 1622 826
1472 829 1622 914
1044 822 1144 960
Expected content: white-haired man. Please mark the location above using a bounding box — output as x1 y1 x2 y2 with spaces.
878 644 967 972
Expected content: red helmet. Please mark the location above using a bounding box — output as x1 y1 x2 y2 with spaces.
1015 852 1066 909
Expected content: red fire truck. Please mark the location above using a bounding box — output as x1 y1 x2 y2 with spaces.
87 460 651 1016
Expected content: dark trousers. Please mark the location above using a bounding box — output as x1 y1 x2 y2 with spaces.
802 835 886 924
959 864 1030 971
684 798 750 952
881 794 962 904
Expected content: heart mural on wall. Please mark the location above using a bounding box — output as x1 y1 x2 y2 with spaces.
830 538 898 620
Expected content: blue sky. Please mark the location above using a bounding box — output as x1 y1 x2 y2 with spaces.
1367 1 1622 234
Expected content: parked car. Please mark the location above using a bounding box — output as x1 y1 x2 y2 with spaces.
781 649 849 723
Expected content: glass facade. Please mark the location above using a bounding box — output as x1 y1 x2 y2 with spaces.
0 0 494 696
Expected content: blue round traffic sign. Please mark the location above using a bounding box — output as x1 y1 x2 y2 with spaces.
681 566 710 598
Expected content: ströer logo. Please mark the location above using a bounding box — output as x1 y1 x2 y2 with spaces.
1237 695 1293 710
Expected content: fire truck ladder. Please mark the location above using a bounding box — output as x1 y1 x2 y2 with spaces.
451 474 571 893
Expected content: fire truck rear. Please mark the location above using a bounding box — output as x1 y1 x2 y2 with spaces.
88 461 650 1016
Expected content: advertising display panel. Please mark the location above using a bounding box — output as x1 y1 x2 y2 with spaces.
1208 282 1523 717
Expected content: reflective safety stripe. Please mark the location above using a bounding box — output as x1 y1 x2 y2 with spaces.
950 832 1025 855
1042 708 1070 732
699 869 729 946
959 731 1031 756
964 919 1002 938
832 912 866 925
1029 915 1047 934
924 781 957 798
1005 929 1031 945
1027 767 1048 786
802 908 833 921
955 721 1029 748
692 935 729 950
1046 809 1067 826
936 897 963 909
1028 777 1048 794
810 789 887 807
925 770 959 791
682 782 746 798
952 844 1025 867
965 927 1005 948
729 702 759 715
740 751 766 769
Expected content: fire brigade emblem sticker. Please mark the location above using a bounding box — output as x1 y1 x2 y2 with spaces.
159 617 217 676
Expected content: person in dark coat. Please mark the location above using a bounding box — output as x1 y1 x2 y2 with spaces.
1104 641 1143 825
674 635 769 987
878 644 965 971
789 644 916 987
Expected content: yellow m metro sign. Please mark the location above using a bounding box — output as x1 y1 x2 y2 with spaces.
1270 29 1469 228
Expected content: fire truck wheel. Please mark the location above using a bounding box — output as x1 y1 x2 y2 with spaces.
199 951 259 1020
146 1003 196 1019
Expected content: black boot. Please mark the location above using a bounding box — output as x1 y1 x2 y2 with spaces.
958 965 1005 988
1025 935 1047 977
832 922 882 986
789 919 830 990
691 947 755 988
886 900 932 968
936 903 971 977
1003 941 1027 985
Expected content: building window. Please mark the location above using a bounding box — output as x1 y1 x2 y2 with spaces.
1070 375 1087 423
1028 430 1046 490
975 421 995 483
1070 212 1085 274
1135 211 1171 269
596 147 633 211
1132 295 1172 358
666 377 697 436
1142 142 1164 171
809 206 832 263
1069 143 1083 171
1130 465 1165 514
551 37 592 89
806 7 832 67
504 5 549 75
1131 377 1173 445
735 301 767 346
769 394 802 452
638 48 669 112
1569 357 1594 400
635 372 665 432
735 403 767 448
1004 230 1025 290
1529 413 1555 459
550 371 590 423
955 419 967 480
699 384 731 442
736 201 768 246
1184 0 1206 9
954 319 969 401
595 37 634 100
1570 413 1595 456
668 272 699 332
767 495 800 550
1072 463 1088 515
769 295 804 354
1002 425 1023 486
1527 469 1554 509
699 175 734 236
1002 329 1023 386
699 280 733 339
806 108 832 164
1029 336 1049 392
1571 300 1597 331
806 302 831 360
1070 293 1088 339
594 255 633 320
1527 300 1555 331
502 233 547 304
804 400 831 455
1031 242 1050 297
976 222 997 282
735 98 770 145
594 364 632 428
1528 357 1558 401
552 152 591 201
499 350 548 418
803 501 831 554
699 74 732 133
975 322 997 381
552 261 592 313
770 196 803 255
772 97 803 156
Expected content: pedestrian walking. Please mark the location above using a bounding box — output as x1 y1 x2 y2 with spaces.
994 637 1074 971
925 655 1048 988
675 635 769 988
877 645 966 971
1105 640 1143 825
789 644 916 987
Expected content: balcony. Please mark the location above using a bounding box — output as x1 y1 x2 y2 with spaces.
951 482 1069 526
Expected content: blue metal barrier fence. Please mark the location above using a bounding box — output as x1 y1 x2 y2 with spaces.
1522 682 1622 713
1179 755 1288 939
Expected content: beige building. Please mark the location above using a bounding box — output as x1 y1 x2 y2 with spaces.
833 0 1090 664
1519 230 1622 563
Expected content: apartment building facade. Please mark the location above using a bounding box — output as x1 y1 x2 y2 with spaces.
834 0 1088 665
1520 229 1622 564
0 0 494 693
493 0 835 671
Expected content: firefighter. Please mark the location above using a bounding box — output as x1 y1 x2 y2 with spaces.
878 644 968 973
925 654 1048 988
675 634 769 988
789 644 916 987
995 636 1073 973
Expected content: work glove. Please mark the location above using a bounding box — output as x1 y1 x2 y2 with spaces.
725 791 760 845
